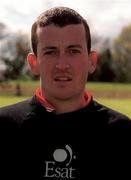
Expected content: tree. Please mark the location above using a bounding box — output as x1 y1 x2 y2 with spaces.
1 31 30 80
0 22 9 39
0 22 10 82
90 48 117 82
112 24 131 82
1 31 31 95
89 38 118 82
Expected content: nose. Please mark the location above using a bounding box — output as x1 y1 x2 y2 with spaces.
55 56 70 71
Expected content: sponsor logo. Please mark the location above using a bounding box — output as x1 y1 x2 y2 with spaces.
44 145 76 179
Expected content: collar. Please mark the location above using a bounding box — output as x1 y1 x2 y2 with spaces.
35 88 92 112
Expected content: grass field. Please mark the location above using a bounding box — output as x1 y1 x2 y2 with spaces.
0 81 131 118
96 98 131 118
0 96 130 118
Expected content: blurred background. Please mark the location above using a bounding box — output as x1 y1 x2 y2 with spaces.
0 0 131 117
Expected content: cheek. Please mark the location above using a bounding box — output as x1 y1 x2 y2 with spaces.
76 61 88 75
74 65 88 84
39 62 53 79
39 63 46 77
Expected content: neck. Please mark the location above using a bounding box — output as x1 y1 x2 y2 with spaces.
35 88 91 114
42 91 84 114
50 97 83 114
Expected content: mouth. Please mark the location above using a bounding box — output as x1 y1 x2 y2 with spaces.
54 76 72 82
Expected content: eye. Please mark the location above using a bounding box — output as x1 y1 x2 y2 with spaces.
69 49 81 54
44 51 56 55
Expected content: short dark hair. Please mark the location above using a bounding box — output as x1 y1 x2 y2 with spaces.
31 7 91 56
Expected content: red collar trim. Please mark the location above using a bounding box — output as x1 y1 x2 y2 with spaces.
82 91 92 107
35 88 92 112
35 88 55 112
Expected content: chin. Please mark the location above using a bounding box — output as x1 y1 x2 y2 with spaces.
54 93 74 100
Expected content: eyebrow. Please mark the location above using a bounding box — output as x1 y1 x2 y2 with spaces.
42 44 82 51
67 45 82 49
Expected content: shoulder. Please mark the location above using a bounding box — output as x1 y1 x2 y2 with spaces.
93 100 131 127
0 97 35 126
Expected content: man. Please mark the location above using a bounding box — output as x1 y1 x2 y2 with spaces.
0 7 131 180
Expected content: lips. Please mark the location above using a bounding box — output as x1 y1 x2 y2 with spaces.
54 76 72 81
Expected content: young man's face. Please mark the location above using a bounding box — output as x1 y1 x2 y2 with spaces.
28 24 97 103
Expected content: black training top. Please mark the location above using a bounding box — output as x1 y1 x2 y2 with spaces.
0 96 131 179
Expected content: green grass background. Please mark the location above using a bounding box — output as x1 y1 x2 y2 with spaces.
0 81 131 118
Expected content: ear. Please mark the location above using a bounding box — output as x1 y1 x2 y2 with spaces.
27 53 40 75
88 51 97 74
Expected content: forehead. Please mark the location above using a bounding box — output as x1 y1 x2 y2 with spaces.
37 24 86 46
